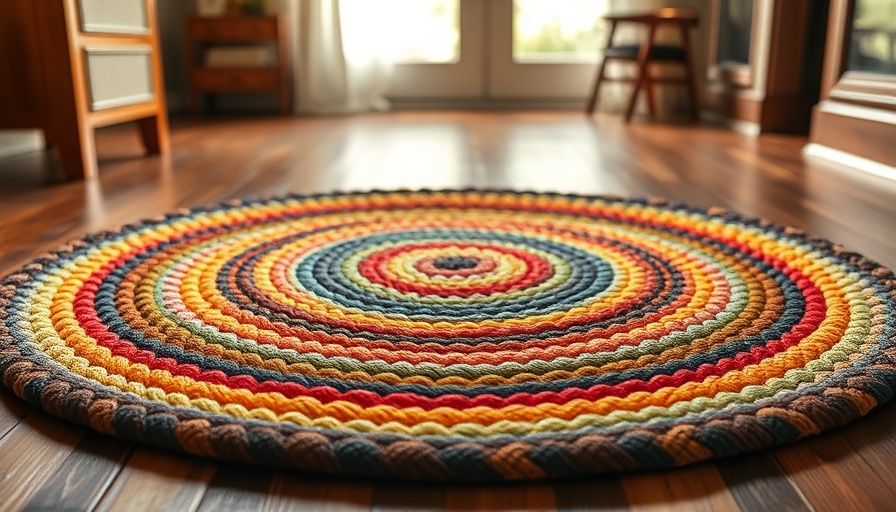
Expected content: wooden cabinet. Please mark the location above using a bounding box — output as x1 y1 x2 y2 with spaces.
186 15 291 116
0 0 169 180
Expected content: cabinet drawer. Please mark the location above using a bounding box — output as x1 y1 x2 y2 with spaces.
192 69 279 91
84 46 155 110
187 17 278 41
79 0 149 35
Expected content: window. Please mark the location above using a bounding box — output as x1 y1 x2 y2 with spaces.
512 0 607 63
848 0 896 74
342 0 460 64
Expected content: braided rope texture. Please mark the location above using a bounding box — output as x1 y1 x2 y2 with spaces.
2 190 896 481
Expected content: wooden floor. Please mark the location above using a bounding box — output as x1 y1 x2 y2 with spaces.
2 111 896 511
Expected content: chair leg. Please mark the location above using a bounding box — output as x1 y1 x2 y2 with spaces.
623 76 643 123
624 25 657 123
644 74 658 118
680 25 700 120
587 22 618 115
684 70 699 121
586 58 610 114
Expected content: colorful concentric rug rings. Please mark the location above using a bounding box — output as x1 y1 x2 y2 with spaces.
1 190 895 481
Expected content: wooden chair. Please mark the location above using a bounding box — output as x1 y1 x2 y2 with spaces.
585 8 699 122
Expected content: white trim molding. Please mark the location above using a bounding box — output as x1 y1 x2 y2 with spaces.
0 131 44 160
700 110 762 136
803 143 896 182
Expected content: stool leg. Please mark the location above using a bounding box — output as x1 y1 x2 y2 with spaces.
586 58 610 114
645 73 658 118
586 21 618 115
680 25 700 120
624 25 657 123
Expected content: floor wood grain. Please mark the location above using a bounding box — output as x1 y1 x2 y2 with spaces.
22 434 131 512
94 450 216 512
1 111 896 511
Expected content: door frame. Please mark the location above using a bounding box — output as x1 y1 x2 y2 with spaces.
387 0 486 99
386 0 605 103
487 0 601 99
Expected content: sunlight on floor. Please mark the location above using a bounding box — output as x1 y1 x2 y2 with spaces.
321 124 470 191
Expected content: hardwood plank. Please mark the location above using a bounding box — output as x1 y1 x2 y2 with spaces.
0 389 31 441
0 413 86 511
22 433 131 512
621 464 741 512
444 484 556 512
195 464 275 512
94 450 216 512
774 433 896 512
554 478 629 512
372 483 446 512
837 408 896 499
262 475 374 512
716 452 811 512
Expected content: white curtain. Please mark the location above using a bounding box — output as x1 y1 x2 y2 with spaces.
277 0 394 115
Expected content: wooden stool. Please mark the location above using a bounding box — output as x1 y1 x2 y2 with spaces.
585 8 699 122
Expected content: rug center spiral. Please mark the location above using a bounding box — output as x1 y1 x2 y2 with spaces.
432 256 480 270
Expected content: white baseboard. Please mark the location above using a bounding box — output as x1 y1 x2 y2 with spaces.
700 111 761 136
803 143 896 182
387 98 587 111
0 130 44 160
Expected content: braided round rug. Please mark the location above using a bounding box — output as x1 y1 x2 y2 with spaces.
2 190 895 481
